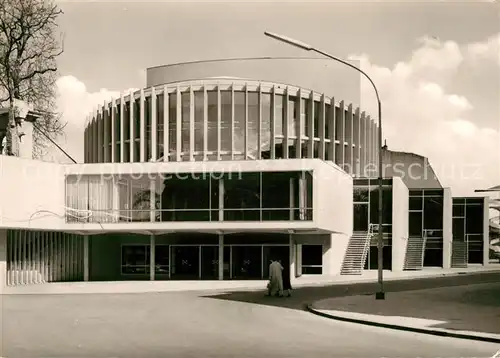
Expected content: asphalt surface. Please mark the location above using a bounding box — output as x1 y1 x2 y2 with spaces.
2 291 499 358
313 282 500 335
2 272 500 357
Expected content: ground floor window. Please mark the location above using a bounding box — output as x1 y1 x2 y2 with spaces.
121 245 150 275
301 245 322 274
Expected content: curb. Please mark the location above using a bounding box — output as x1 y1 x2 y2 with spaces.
306 304 500 344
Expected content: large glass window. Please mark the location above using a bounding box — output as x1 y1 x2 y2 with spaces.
261 93 272 156
121 245 150 275
354 204 369 231
465 204 483 234
155 245 170 275
423 196 444 230
168 92 177 156
224 172 260 221
145 97 152 161
369 186 392 225
302 245 322 275
181 91 190 155
220 91 232 152
194 91 204 154
234 91 246 156
161 174 211 221
247 92 259 157
156 94 164 159
207 91 218 154
409 211 423 237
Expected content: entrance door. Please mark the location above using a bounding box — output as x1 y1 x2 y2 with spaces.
262 245 289 278
171 246 200 280
201 246 219 280
231 246 262 279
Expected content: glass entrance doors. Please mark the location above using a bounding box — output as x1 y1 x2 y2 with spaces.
201 245 218 280
231 246 262 279
125 243 292 280
171 246 200 280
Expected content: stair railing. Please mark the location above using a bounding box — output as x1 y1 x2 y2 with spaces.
422 229 431 267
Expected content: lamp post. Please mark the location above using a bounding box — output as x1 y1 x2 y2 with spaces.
264 31 385 299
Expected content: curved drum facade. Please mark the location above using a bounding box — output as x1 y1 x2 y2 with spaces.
85 77 379 177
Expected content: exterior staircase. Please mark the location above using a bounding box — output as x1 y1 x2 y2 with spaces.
451 241 468 268
403 234 427 270
340 227 373 275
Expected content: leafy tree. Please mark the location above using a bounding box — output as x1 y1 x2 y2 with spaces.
0 0 65 158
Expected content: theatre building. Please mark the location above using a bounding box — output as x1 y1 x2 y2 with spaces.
0 58 492 287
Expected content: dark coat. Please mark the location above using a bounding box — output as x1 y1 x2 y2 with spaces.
282 265 292 290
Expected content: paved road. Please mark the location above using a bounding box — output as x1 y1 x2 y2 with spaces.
2 291 499 357
313 282 500 335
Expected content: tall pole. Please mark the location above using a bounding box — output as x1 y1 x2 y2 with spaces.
264 31 385 299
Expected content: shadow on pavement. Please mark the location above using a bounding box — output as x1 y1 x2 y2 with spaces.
202 272 500 314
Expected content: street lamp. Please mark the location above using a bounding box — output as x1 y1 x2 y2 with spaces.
264 31 385 299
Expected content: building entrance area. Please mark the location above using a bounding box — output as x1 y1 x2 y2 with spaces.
121 242 291 280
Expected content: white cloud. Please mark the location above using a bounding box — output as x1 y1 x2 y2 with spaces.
352 33 500 196
467 33 500 65
48 76 135 163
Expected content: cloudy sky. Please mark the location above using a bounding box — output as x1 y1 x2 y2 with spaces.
52 0 499 196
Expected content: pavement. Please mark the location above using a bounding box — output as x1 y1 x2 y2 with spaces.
308 281 500 343
2 289 499 357
3 265 500 295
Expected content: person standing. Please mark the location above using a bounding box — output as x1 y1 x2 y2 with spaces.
266 257 283 297
281 261 292 297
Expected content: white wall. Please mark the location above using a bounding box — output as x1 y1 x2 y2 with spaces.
0 229 6 291
391 177 409 272
442 188 453 269
0 156 66 230
314 161 353 235
483 196 490 265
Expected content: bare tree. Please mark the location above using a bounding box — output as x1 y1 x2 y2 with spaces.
0 0 65 157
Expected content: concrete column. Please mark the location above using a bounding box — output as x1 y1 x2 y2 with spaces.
289 234 296 281
318 95 326 160
189 87 195 161
327 97 335 162
150 179 157 222
150 235 155 281
218 178 224 221
119 94 125 163
268 86 275 159
202 86 208 161
296 89 303 159
151 87 157 161
442 188 453 269
0 229 7 291
295 243 302 277
140 89 145 162
176 86 182 161
83 235 89 282
256 85 262 160
482 196 489 265
216 86 222 160
392 178 409 272
111 98 116 162
282 87 289 159
163 85 169 162
307 91 315 159
218 234 224 280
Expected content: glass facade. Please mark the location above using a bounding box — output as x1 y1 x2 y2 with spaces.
64 171 313 223
353 178 393 270
84 80 380 177
452 197 484 264
408 189 444 267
